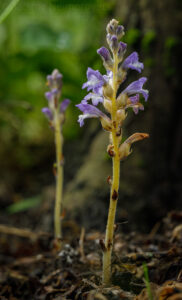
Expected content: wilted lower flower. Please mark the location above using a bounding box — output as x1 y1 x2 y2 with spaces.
76 18 149 285
42 69 70 245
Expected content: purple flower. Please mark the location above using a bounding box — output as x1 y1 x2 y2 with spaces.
103 70 113 82
122 77 149 101
83 86 103 106
118 42 127 60
60 99 70 113
97 47 111 62
97 47 113 70
122 52 144 73
129 94 139 104
45 88 59 102
42 107 53 120
47 69 62 90
76 103 108 127
82 68 106 93
132 104 144 114
126 95 144 114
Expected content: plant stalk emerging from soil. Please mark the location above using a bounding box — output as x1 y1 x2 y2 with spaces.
102 52 120 285
42 69 70 242
54 108 63 238
76 19 149 285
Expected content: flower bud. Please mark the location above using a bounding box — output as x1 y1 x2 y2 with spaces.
97 47 113 70
106 19 119 35
117 93 127 108
110 35 118 53
103 83 113 100
116 109 127 124
116 25 125 39
117 42 127 62
103 99 112 113
117 68 127 84
42 107 53 121
100 116 112 131
47 69 62 90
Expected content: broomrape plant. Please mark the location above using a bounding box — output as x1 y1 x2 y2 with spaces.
76 19 149 285
42 69 70 243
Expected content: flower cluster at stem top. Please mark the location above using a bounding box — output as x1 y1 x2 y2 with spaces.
42 69 70 128
76 19 149 159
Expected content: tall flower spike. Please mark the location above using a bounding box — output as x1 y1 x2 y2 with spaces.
42 69 70 247
76 19 149 285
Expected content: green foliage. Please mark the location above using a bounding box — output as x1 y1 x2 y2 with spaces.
143 263 153 300
142 30 156 53
165 36 178 50
163 36 178 77
144 58 155 68
0 0 21 24
123 28 141 46
6 196 41 214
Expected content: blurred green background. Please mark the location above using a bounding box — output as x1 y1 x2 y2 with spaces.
0 0 109 199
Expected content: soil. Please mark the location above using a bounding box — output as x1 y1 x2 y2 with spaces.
0 210 182 299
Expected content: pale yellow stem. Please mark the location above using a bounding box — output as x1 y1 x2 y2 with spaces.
102 55 121 285
54 109 63 240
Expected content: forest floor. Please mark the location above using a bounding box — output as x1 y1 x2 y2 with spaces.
0 210 182 300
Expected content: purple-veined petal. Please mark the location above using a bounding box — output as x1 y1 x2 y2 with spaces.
82 67 105 93
129 94 139 104
60 99 70 113
122 77 149 101
103 70 113 82
97 47 113 69
97 47 111 62
122 52 144 73
84 91 103 106
42 107 53 120
76 103 107 127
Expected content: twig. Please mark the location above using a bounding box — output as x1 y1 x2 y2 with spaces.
79 227 86 262
0 224 50 241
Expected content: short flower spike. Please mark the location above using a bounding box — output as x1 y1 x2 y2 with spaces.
42 69 70 246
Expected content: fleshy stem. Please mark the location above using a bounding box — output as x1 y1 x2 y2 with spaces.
102 54 120 285
54 106 63 241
